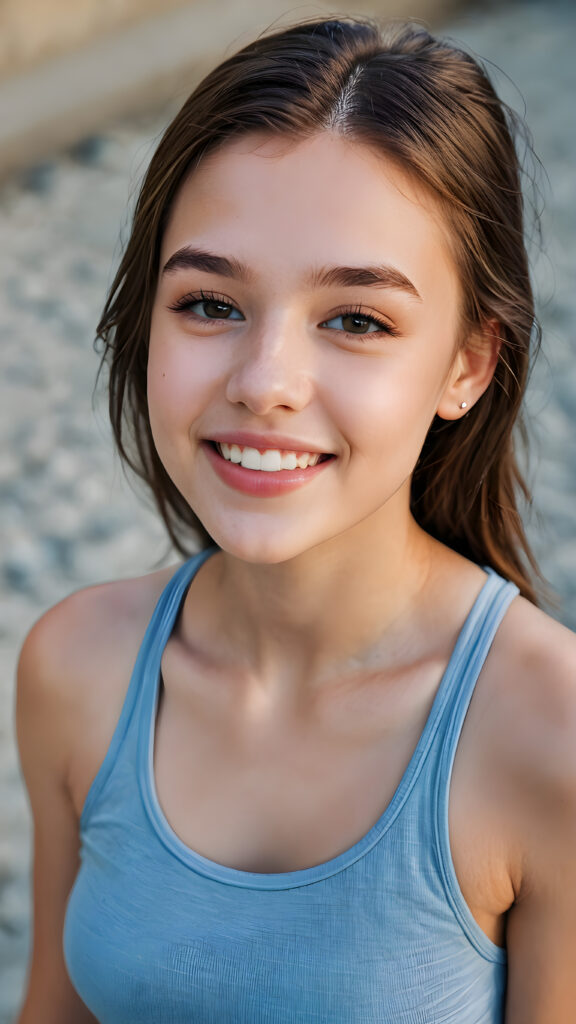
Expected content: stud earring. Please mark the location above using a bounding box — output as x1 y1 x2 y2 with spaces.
459 401 468 409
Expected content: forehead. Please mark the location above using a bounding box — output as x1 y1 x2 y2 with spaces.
161 132 459 304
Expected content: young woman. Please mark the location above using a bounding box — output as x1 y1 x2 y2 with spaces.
15 17 576 1024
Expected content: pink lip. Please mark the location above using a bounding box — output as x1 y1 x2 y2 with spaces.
207 431 330 456
202 441 333 497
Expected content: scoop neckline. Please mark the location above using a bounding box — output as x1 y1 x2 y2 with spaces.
139 556 496 890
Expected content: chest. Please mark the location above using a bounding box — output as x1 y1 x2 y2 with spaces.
150 647 513 947
154 683 420 874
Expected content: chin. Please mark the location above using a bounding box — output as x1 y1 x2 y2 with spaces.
198 515 322 567
212 535 305 566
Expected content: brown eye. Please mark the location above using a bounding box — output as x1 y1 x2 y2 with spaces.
321 312 394 336
169 295 245 320
201 300 235 318
341 314 373 334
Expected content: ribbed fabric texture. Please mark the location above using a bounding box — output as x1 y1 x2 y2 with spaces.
64 549 518 1023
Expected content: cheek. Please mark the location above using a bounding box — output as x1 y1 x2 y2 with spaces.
327 350 447 457
146 331 217 440
146 339 209 501
146 344 184 442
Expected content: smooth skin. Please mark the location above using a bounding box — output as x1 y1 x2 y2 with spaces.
16 133 576 1022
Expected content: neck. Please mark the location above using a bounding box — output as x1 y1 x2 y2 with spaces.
187 506 439 702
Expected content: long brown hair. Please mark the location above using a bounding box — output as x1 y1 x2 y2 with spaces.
96 17 543 601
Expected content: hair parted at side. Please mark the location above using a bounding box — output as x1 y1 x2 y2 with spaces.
96 16 543 602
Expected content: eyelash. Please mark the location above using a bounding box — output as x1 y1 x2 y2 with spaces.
167 289 234 316
328 304 400 338
167 290 400 338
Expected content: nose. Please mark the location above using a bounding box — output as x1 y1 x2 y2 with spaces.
225 319 314 415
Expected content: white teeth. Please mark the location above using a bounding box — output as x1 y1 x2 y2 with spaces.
216 444 325 472
259 449 282 472
240 446 261 470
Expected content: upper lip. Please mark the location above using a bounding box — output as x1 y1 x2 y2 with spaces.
206 431 332 455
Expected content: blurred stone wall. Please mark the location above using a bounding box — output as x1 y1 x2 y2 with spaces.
0 0 462 181
0 0 191 79
0 0 460 81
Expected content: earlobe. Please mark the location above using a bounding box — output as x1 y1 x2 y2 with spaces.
436 319 501 421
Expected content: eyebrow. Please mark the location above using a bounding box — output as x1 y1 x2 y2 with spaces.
162 245 422 301
162 246 252 282
311 264 422 300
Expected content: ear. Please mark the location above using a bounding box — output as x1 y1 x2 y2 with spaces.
436 319 502 421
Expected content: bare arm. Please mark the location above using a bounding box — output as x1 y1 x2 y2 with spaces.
15 605 99 1024
503 637 576 1022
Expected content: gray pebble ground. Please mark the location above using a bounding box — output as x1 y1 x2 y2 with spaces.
0 0 574 1018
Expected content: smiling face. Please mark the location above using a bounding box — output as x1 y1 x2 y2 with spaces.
147 132 479 564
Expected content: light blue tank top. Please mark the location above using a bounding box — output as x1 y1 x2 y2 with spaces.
64 548 519 1023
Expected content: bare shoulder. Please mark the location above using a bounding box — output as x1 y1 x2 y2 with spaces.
484 595 576 876
18 563 179 704
17 563 181 813
490 595 576 752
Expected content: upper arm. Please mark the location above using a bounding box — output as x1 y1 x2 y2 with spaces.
502 626 576 1023
506 833 576 1022
15 602 99 1024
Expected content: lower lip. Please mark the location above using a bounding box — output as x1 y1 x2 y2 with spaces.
202 443 333 497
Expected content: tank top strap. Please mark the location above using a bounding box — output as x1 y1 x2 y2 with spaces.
132 545 218 713
79 546 218 830
139 547 217 665
427 569 519 957
432 568 520 753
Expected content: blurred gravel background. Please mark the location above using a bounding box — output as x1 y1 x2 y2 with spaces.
1 0 574 1018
